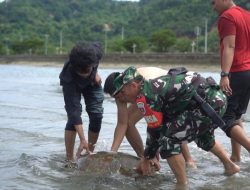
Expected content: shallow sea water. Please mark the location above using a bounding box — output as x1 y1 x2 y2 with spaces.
0 64 249 190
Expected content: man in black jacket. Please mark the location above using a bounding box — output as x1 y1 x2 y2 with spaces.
59 42 104 167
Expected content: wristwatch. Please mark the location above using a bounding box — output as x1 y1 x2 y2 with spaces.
220 71 230 77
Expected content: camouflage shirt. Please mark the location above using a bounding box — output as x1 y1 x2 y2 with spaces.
137 71 226 159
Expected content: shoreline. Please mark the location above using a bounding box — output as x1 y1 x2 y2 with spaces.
0 61 220 72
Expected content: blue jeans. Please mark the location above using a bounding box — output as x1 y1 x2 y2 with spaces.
64 84 104 133
82 85 104 133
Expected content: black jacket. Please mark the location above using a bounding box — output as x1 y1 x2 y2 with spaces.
59 60 99 126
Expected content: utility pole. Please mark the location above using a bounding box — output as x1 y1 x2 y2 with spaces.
191 41 195 53
44 34 49 55
104 30 107 54
5 38 9 55
59 31 63 54
121 26 124 40
103 24 111 54
194 26 201 52
204 18 208 53
132 43 137 54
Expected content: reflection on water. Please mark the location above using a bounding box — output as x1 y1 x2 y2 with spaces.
0 64 249 190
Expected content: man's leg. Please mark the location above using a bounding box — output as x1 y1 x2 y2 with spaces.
209 140 240 175
167 154 188 185
88 130 99 152
161 141 187 185
87 112 102 152
84 85 104 152
181 143 196 168
223 71 250 162
230 120 243 162
229 124 250 154
65 130 76 160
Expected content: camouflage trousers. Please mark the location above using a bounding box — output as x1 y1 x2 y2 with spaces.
159 87 227 159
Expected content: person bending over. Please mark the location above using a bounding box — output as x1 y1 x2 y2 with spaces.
59 42 104 167
113 66 240 185
104 67 196 168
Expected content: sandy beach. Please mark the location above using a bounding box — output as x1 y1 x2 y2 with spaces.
99 62 221 72
1 61 221 72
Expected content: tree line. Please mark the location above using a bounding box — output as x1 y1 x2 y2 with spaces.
0 0 249 55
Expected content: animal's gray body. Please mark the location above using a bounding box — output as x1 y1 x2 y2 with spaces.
77 151 140 176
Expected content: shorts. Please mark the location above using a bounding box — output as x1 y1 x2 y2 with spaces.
159 87 226 158
159 109 216 158
65 85 104 133
221 70 250 136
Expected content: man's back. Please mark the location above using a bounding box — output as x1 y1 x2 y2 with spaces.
219 6 250 72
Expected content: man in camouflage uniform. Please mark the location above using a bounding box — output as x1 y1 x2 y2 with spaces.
113 66 240 185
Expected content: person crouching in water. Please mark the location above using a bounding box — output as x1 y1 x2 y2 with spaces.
112 66 240 185
104 67 196 168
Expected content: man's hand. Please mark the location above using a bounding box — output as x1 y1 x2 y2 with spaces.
220 77 232 96
74 124 90 159
134 157 160 176
149 156 160 171
76 139 90 159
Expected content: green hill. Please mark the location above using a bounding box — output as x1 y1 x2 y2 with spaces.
0 0 249 54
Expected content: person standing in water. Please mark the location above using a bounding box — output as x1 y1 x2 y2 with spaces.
211 0 250 162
